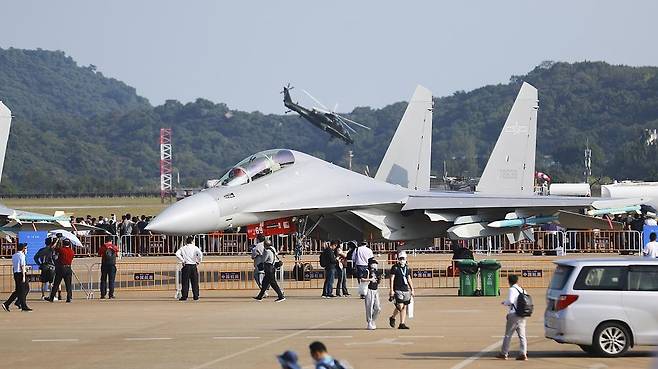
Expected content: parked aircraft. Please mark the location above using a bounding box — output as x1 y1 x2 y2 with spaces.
147 83 645 244
0 101 96 236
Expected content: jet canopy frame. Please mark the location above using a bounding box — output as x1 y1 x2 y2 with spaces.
219 149 295 187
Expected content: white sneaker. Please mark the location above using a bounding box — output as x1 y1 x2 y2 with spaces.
367 322 376 330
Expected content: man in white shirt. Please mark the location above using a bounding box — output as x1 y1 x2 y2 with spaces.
643 232 658 258
497 274 527 361
175 236 203 301
352 241 374 298
3 243 32 312
251 234 266 289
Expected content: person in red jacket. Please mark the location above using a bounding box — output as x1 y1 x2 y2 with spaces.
46 238 75 303
98 236 119 299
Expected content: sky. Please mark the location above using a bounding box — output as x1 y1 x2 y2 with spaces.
2 0 658 113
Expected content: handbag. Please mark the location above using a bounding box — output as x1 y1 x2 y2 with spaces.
358 281 369 297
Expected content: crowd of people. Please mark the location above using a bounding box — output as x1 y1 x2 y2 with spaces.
72 213 154 237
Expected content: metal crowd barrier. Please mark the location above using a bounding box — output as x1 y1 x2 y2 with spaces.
0 256 604 294
0 230 644 259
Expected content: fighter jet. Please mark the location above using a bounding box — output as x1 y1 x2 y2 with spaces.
0 101 98 235
147 83 646 244
282 84 370 145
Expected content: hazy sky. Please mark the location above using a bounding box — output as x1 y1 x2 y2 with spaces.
2 1 658 113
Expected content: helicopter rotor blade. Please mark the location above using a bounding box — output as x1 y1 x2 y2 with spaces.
336 116 357 133
302 89 330 111
335 114 371 130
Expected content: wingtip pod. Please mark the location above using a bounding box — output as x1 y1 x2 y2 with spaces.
0 101 12 184
375 85 433 191
476 82 538 196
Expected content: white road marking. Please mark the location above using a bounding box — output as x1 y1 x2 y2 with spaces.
439 310 481 313
449 339 503 369
306 335 353 339
212 336 261 340
491 335 538 338
32 339 79 342
398 335 444 338
189 316 350 369
124 337 173 341
346 338 413 346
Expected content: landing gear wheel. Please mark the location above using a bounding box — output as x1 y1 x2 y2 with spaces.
593 322 630 357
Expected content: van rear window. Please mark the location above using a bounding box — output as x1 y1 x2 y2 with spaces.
574 266 625 291
549 265 574 290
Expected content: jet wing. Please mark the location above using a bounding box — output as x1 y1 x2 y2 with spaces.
401 193 597 211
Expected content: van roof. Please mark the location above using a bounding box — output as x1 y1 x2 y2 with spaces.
554 257 658 267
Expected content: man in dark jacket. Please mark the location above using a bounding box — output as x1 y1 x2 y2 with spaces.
98 236 119 299
34 237 57 299
321 242 337 298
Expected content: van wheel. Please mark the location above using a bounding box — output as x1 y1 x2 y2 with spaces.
578 345 595 354
593 322 630 357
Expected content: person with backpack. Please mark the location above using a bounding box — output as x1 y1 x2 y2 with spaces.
254 240 286 302
320 242 337 298
251 234 267 290
497 274 530 361
98 236 119 299
309 341 345 369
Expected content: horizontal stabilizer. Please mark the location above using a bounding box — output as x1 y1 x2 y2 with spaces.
556 210 623 230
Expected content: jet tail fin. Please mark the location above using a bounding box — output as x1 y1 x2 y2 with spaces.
375 85 433 191
0 102 12 184
476 82 538 196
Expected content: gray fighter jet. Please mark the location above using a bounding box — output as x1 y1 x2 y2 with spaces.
147 84 646 243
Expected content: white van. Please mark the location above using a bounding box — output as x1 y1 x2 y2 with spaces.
544 257 658 357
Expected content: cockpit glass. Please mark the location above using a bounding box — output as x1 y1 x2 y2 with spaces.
218 149 295 187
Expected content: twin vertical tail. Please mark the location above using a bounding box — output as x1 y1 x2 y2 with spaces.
0 102 12 184
375 85 433 191
476 82 538 196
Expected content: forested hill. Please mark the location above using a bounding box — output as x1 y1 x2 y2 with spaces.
0 47 657 194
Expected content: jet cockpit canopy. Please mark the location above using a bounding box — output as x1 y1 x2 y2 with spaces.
219 149 295 187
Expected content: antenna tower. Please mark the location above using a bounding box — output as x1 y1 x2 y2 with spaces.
160 128 173 203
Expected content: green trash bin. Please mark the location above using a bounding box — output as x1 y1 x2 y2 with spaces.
479 259 501 296
456 259 478 296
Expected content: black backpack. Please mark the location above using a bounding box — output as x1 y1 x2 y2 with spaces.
104 247 117 265
513 287 534 317
319 249 329 268
317 359 345 369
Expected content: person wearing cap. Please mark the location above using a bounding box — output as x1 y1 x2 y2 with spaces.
351 241 374 298
2 243 32 312
47 238 75 303
364 258 381 330
388 251 414 329
277 350 301 369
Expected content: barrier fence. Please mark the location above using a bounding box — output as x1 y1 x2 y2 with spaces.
0 230 644 259
1 256 560 294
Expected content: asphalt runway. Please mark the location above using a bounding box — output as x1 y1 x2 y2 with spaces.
0 288 654 369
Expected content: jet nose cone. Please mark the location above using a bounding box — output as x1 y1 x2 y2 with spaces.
146 192 220 235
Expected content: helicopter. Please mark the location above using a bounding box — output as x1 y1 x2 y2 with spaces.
282 84 370 145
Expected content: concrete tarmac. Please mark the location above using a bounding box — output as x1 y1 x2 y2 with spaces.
0 288 654 369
